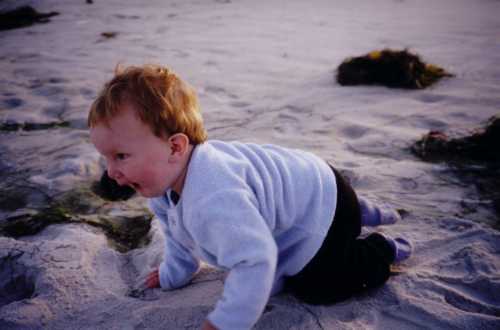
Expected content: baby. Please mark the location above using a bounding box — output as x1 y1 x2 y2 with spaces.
88 64 411 330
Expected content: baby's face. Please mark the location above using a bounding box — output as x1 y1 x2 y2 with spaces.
90 103 181 198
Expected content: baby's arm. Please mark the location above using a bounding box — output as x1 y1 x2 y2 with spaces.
157 236 200 289
190 191 278 330
148 199 200 290
144 238 200 290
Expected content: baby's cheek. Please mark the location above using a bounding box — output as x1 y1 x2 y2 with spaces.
139 167 158 184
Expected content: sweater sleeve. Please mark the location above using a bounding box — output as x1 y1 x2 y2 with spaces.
149 199 200 290
189 190 278 330
158 237 200 290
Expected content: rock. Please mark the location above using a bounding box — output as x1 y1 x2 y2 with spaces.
336 49 453 89
0 6 59 31
92 170 136 201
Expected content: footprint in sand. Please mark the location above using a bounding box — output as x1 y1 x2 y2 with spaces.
172 49 189 58
340 124 370 139
80 87 95 100
416 93 446 104
230 101 250 108
418 245 500 317
2 97 24 109
204 85 239 103
0 252 35 308
273 112 301 134
397 177 419 191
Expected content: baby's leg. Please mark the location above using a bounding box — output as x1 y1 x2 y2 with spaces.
351 196 411 272
358 197 401 226
286 167 412 304
286 231 396 304
358 197 412 262
287 167 394 304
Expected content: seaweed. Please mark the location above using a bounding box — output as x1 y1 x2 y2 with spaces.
412 115 500 162
0 6 59 31
412 115 500 221
0 207 71 237
0 187 150 252
336 49 453 89
0 121 70 132
101 32 118 39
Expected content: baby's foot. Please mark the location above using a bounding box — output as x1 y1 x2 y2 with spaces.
379 204 402 225
385 236 413 263
359 197 402 226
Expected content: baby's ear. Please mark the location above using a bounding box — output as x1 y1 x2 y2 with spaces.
168 133 190 156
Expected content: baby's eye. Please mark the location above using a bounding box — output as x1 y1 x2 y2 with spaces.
116 153 129 160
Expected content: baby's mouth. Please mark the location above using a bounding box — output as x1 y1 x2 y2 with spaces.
130 183 141 191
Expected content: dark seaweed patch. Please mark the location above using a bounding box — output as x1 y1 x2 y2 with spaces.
0 6 59 31
0 187 151 252
412 116 500 162
412 115 500 222
336 49 453 89
0 121 70 132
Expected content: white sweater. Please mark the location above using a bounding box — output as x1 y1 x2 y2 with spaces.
149 140 337 330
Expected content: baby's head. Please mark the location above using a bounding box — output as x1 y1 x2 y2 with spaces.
88 65 206 197
88 64 207 144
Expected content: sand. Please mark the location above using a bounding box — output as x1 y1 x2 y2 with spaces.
1 0 499 329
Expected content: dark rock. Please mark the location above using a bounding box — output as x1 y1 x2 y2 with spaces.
92 170 136 201
0 6 59 31
336 49 453 89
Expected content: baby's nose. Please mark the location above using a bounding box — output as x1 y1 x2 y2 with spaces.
107 164 123 182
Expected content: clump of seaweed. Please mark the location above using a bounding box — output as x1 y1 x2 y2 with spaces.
0 121 70 132
412 115 500 221
0 207 71 237
412 115 500 162
0 6 59 31
100 32 118 39
336 49 453 89
0 186 151 252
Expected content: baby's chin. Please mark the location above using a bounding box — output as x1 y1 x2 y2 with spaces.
135 186 165 198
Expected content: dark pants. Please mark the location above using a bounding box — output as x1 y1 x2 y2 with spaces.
285 166 395 305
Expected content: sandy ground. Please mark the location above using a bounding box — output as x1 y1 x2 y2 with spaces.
1 0 499 329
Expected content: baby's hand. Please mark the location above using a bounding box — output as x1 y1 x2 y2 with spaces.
145 268 160 288
201 320 217 330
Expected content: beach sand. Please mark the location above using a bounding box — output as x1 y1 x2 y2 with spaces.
1 0 499 328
